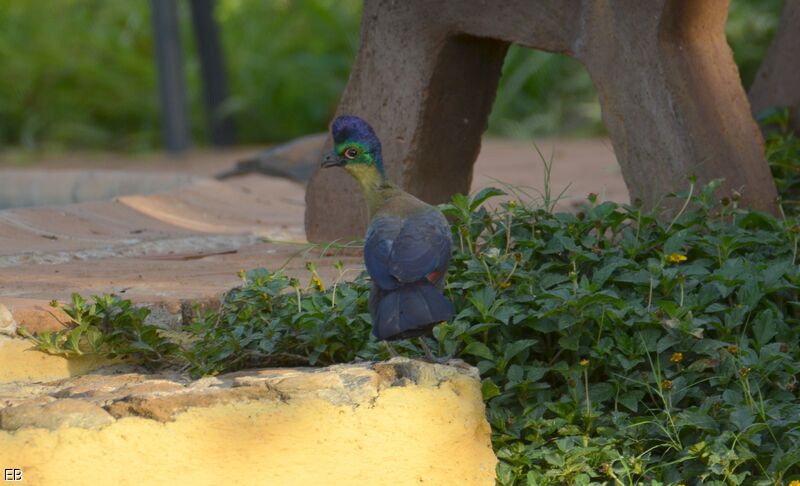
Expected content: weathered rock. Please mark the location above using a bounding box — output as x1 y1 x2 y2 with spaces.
0 359 480 428
749 0 800 133
0 304 16 336
0 382 55 409
5 302 71 335
50 373 181 404
0 398 114 431
0 358 496 485
105 385 282 422
306 0 779 242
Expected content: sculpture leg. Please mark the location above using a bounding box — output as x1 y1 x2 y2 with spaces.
305 0 509 242
749 0 800 134
577 0 779 214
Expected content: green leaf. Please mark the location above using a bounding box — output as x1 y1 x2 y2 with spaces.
775 448 800 474
663 229 689 254
470 187 506 211
503 339 537 362
450 193 471 212
614 270 651 284
657 334 680 353
762 260 789 287
588 382 615 402
464 342 494 360
737 278 763 310
677 409 719 432
751 309 778 346
592 258 629 287
468 287 496 317
526 367 548 382
481 379 502 400
128 340 155 353
557 333 580 351
507 364 524 384
729 406 754 432
618 389 645 412
66 330 84 355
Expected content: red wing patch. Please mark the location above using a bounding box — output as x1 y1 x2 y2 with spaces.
426 270 442 283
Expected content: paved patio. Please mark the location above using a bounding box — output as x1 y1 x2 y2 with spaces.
0 137 625 333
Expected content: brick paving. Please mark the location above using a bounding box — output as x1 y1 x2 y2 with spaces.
0 138 625 333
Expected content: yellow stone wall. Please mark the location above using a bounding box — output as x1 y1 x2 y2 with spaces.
0 337 113 384
0 358 497 485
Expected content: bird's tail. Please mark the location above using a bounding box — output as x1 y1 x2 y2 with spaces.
370 282 454 341
215 158 262 180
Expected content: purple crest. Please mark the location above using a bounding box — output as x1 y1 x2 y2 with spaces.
331 115 384 174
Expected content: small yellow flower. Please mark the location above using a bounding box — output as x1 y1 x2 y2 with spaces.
310 274 325 292
670 352 684 363
661 379 673 390
498 281 511 289
668 253 688 263
507 200 517 209
677 484 686 486
789 480 800 486
579 359 589 368
727 345 739 354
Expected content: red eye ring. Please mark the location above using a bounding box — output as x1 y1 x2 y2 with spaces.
344 148 359 159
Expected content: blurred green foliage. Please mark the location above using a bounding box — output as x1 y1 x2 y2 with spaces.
0 0 785 152
0 1 160 151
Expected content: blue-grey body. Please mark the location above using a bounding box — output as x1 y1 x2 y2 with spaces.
321 115 454 341
364 191 453 340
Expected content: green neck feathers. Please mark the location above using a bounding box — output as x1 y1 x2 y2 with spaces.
345 164 391 218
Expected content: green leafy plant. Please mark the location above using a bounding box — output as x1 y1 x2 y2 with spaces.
184 266 380 376
440 184 800 485
21 294 178 370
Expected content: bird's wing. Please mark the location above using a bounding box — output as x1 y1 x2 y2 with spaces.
364 215 404 290
388 208 452 284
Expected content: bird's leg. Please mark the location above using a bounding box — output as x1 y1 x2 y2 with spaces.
418 338 438 362
384 340 399 358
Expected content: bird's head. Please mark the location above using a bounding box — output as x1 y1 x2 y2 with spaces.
321 115 385 180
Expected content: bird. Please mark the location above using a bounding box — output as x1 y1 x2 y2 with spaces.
215 133 326 182
320 115 454 358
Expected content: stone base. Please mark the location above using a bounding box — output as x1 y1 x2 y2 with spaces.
0 358 496 485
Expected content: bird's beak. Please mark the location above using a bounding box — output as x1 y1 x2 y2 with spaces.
321 151 345 168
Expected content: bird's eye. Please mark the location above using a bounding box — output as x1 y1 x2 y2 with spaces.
344 148 359 159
